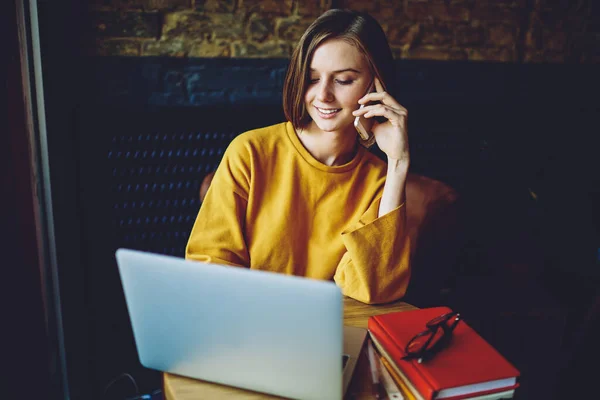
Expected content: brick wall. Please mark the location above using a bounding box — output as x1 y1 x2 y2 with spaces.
88 0 598 62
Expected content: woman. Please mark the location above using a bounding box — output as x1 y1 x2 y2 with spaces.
186 9 410 304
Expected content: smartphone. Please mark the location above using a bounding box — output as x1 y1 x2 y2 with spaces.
354 81 376 141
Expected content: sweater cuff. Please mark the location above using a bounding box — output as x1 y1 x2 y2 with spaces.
185 252 247 268
185 253 213 263
336 202 410 304
342 199 406 235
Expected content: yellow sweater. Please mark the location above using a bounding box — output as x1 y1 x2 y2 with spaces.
186 122 411 304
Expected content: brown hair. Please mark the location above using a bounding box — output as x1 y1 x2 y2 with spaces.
283 9 395 129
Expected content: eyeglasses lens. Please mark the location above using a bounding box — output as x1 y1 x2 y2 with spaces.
406 326 446 354
426 312 456 329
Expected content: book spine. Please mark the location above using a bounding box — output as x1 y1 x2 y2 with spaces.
371 335 424 400
369 319 435 400
380 355 418 400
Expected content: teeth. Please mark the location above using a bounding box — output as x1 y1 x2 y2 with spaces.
317 108 340 114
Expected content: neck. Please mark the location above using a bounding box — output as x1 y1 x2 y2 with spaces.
297 122 358 166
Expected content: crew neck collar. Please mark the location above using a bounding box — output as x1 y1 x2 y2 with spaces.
285 121 365 173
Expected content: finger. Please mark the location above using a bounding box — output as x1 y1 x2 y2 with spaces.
359 91 405 113
363 105 407 127
353 103 407 118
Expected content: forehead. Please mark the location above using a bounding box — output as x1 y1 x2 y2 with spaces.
309 38 368 72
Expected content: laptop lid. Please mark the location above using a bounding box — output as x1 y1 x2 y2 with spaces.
116 248 344 400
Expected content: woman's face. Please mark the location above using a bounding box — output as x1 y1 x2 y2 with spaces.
304 38 373 135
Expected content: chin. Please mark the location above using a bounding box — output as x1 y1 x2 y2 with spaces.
310 115 353 133
315 121 342 132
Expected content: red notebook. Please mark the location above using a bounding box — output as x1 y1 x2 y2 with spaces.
368 307 520 400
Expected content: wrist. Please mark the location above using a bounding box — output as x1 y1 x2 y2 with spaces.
387 156 410 172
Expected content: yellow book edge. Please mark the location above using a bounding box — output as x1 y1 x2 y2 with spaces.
381 356 417 400
369 333 425 400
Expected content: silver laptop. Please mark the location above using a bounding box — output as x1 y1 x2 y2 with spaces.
115 248 367 400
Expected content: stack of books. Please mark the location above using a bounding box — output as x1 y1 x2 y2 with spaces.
368 307 520 400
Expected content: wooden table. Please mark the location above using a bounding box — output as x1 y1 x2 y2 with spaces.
163 297 416 399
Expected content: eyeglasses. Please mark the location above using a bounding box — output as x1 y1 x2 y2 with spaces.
402 311 461 364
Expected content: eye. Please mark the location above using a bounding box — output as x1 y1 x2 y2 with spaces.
309 78 319 84
336 79 354 85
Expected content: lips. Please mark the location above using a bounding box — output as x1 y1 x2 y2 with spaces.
314 106 342 119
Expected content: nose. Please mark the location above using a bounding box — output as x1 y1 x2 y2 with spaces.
315 80 334 103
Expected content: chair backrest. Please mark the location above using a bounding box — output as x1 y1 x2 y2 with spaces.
405 173 459 255
403 173 461 306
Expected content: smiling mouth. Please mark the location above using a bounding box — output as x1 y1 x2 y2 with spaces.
315 107 341 115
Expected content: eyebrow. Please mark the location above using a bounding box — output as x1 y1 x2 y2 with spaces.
309 68 362 74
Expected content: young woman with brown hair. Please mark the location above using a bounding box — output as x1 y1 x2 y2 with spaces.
186 9 410 304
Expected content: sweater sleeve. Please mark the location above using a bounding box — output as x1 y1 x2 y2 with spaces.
185 136 251 267
333 200 411 304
